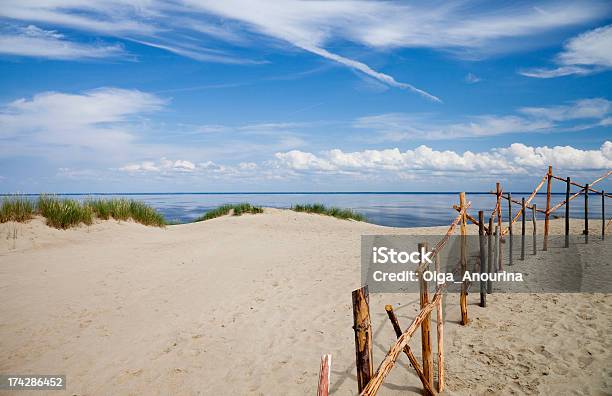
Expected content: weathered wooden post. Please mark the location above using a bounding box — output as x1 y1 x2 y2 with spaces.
496 182 503 269
532 204 537 255
434 253 444 393
584 183 589 244
565 177 570 248
478 210 486 308
603 191 606 240
487 216 493 294
521 197 526 260
317 354 332 396
459 193 469 325
543 166 552 251
418 241 434 389
352 286 372 393
507 193 513 265
384 305 435 396
494 226 499 273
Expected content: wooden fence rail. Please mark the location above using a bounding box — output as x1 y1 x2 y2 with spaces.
317 167 610 395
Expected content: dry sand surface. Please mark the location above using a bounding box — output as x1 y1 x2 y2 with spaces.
1 210 610 395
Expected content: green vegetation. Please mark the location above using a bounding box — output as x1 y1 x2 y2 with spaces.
38 195 94 229
0 194 166 229
291 203 366 222
85 198 166 227
195 203 264 221
0 195 35 223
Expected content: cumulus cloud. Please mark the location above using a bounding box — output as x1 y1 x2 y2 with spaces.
119 158 265 179
520 24 612 78
0 25 125 60
274 142 612 175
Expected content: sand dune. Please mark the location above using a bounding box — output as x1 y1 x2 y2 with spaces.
1 209 610 395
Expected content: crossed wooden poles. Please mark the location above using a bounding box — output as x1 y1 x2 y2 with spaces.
316 167 610 396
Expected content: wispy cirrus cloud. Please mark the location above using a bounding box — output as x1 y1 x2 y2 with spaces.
354 98 612 141
520 24 612 78
0 24 125 60
1 1 609 99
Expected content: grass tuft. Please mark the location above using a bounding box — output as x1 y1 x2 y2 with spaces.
0 194 166 229
85 198 166 227
195 203 263 221
0 195 35 223
291 203 366 222
37 195 93 229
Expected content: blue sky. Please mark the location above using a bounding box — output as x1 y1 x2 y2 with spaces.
0 1 611 192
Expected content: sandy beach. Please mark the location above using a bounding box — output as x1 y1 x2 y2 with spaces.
1 210 610 395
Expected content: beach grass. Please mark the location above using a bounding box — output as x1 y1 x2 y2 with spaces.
291 203 366 222
85 198 166 227
195 203 263 221
0 195 35 223
38 195 94 229
0 195 166 229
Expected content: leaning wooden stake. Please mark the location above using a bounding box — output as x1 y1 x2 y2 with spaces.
543 166 553 251
434 254 444 393
521 197 526 260
565 177 571 248
352 286 372 393
317 354 332 396
459 193 469 326
384 305 435 396
532 204 537 255
418 242 434 389
478 210 486 308
584 183 589 244
360 294 442 396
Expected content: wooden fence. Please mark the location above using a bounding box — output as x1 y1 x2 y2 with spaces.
316 167 611 396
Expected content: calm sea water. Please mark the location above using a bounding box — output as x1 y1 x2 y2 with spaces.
20 193 606 228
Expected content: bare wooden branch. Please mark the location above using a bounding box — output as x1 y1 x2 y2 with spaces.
352 286 372 393
359 293 442 396
544 165 553 251
551 173 612 196
384 305 436 396
509 173 548 225
434 253 444 393
532 204 537 255
565 177 570 248
478 210 486 308
521 197 526 260
418 242 434 390
452 205 489 233
459 193 469 326
549 170 612 214
317 354 332 396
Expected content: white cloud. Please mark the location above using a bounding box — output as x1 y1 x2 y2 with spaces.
354 98 611 140
521 24 612 78
2 1 608 98
0 87 166 159
0 25 125 59
519 98 611 121
274 142 612 175
464 73 481 83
